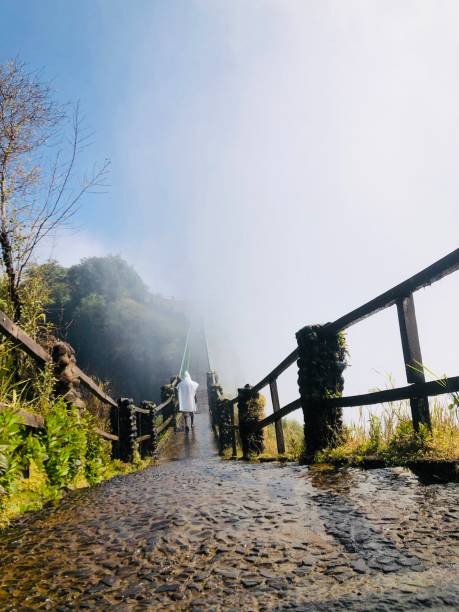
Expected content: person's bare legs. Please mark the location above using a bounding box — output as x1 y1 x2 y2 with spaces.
184 413 190 433
190 413 194 428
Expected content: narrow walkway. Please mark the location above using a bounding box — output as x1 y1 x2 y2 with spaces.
0 394 458 610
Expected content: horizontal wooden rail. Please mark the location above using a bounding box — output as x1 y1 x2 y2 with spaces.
249 376 459 432
252 349 298 393
250 399 301 431
247 248 459 399
0 404 119 442
0 312 49 363
0 310 185 462
155 395 173 415
134 405 151 415
157 413 175 435
136 433 151 443
94 427 119 441
328 248 459 332
324 375 459 409
75 367 117 408
0 309 118 408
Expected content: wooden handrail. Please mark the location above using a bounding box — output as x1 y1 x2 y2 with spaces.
0 311 49 363
94 427 119 441
136 433 152 443
0 405 45 429
328 248 459 332
0 310 186 461
0 309 118 408
0 404 119 442
251 349 298 393
155 395 174 415
247 248 459 398
249 375 459 432
75 367 117 408
134 405 152 415
157 413 175 435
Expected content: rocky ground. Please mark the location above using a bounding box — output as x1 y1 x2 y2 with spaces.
0 401 458 610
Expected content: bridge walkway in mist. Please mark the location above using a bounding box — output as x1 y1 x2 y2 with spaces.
0 385 458 610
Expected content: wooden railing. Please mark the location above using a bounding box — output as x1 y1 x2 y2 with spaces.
209 248 459 459
0 309 183 462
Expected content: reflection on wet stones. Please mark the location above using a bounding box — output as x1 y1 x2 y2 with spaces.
311 490 425 574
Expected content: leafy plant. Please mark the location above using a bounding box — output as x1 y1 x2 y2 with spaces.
42 400 86 487
19 433 47 472
83 413 109 484
0 407 24 496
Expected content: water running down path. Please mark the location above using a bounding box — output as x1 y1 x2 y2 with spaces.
0 382 458 610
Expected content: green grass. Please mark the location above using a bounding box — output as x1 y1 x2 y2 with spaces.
317 396 459 465
263 419 303 460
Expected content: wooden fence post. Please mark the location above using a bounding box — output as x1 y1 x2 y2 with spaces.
296 325 347 462
396 294 431 430
269 379 286 454
238 385 265 459
118 398 138 462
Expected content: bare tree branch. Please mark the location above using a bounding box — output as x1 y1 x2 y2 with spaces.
0 59 110 320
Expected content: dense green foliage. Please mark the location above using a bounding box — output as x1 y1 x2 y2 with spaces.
0 398 146 526
0 407 23 495
35 256 188 403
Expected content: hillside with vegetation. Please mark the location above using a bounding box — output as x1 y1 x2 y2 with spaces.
35 255 188 403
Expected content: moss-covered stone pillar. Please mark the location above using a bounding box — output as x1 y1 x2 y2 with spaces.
118 397 138 462
216 398 233 456
296 324 347 462
51 341 85 411
238 385 265 459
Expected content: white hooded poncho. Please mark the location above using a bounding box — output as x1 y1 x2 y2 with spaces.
177 371 199 413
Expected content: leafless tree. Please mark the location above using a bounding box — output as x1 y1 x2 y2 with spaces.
0 59 109 321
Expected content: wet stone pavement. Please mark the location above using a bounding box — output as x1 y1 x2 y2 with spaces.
0 409 458 610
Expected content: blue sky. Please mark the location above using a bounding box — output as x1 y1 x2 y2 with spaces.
0 1 205 283
1 1 459 418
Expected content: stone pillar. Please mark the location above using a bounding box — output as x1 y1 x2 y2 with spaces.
296 324 347 462
118 398 138 462
216 398 233 456
51 341 85 411
237 385 265 459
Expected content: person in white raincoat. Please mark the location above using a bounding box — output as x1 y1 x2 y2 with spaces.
177 371 198 432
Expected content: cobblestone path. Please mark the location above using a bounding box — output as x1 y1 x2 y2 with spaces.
0 396 458 610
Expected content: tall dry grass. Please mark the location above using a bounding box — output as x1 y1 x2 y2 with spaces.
318 395 459 464
263 419 303 459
